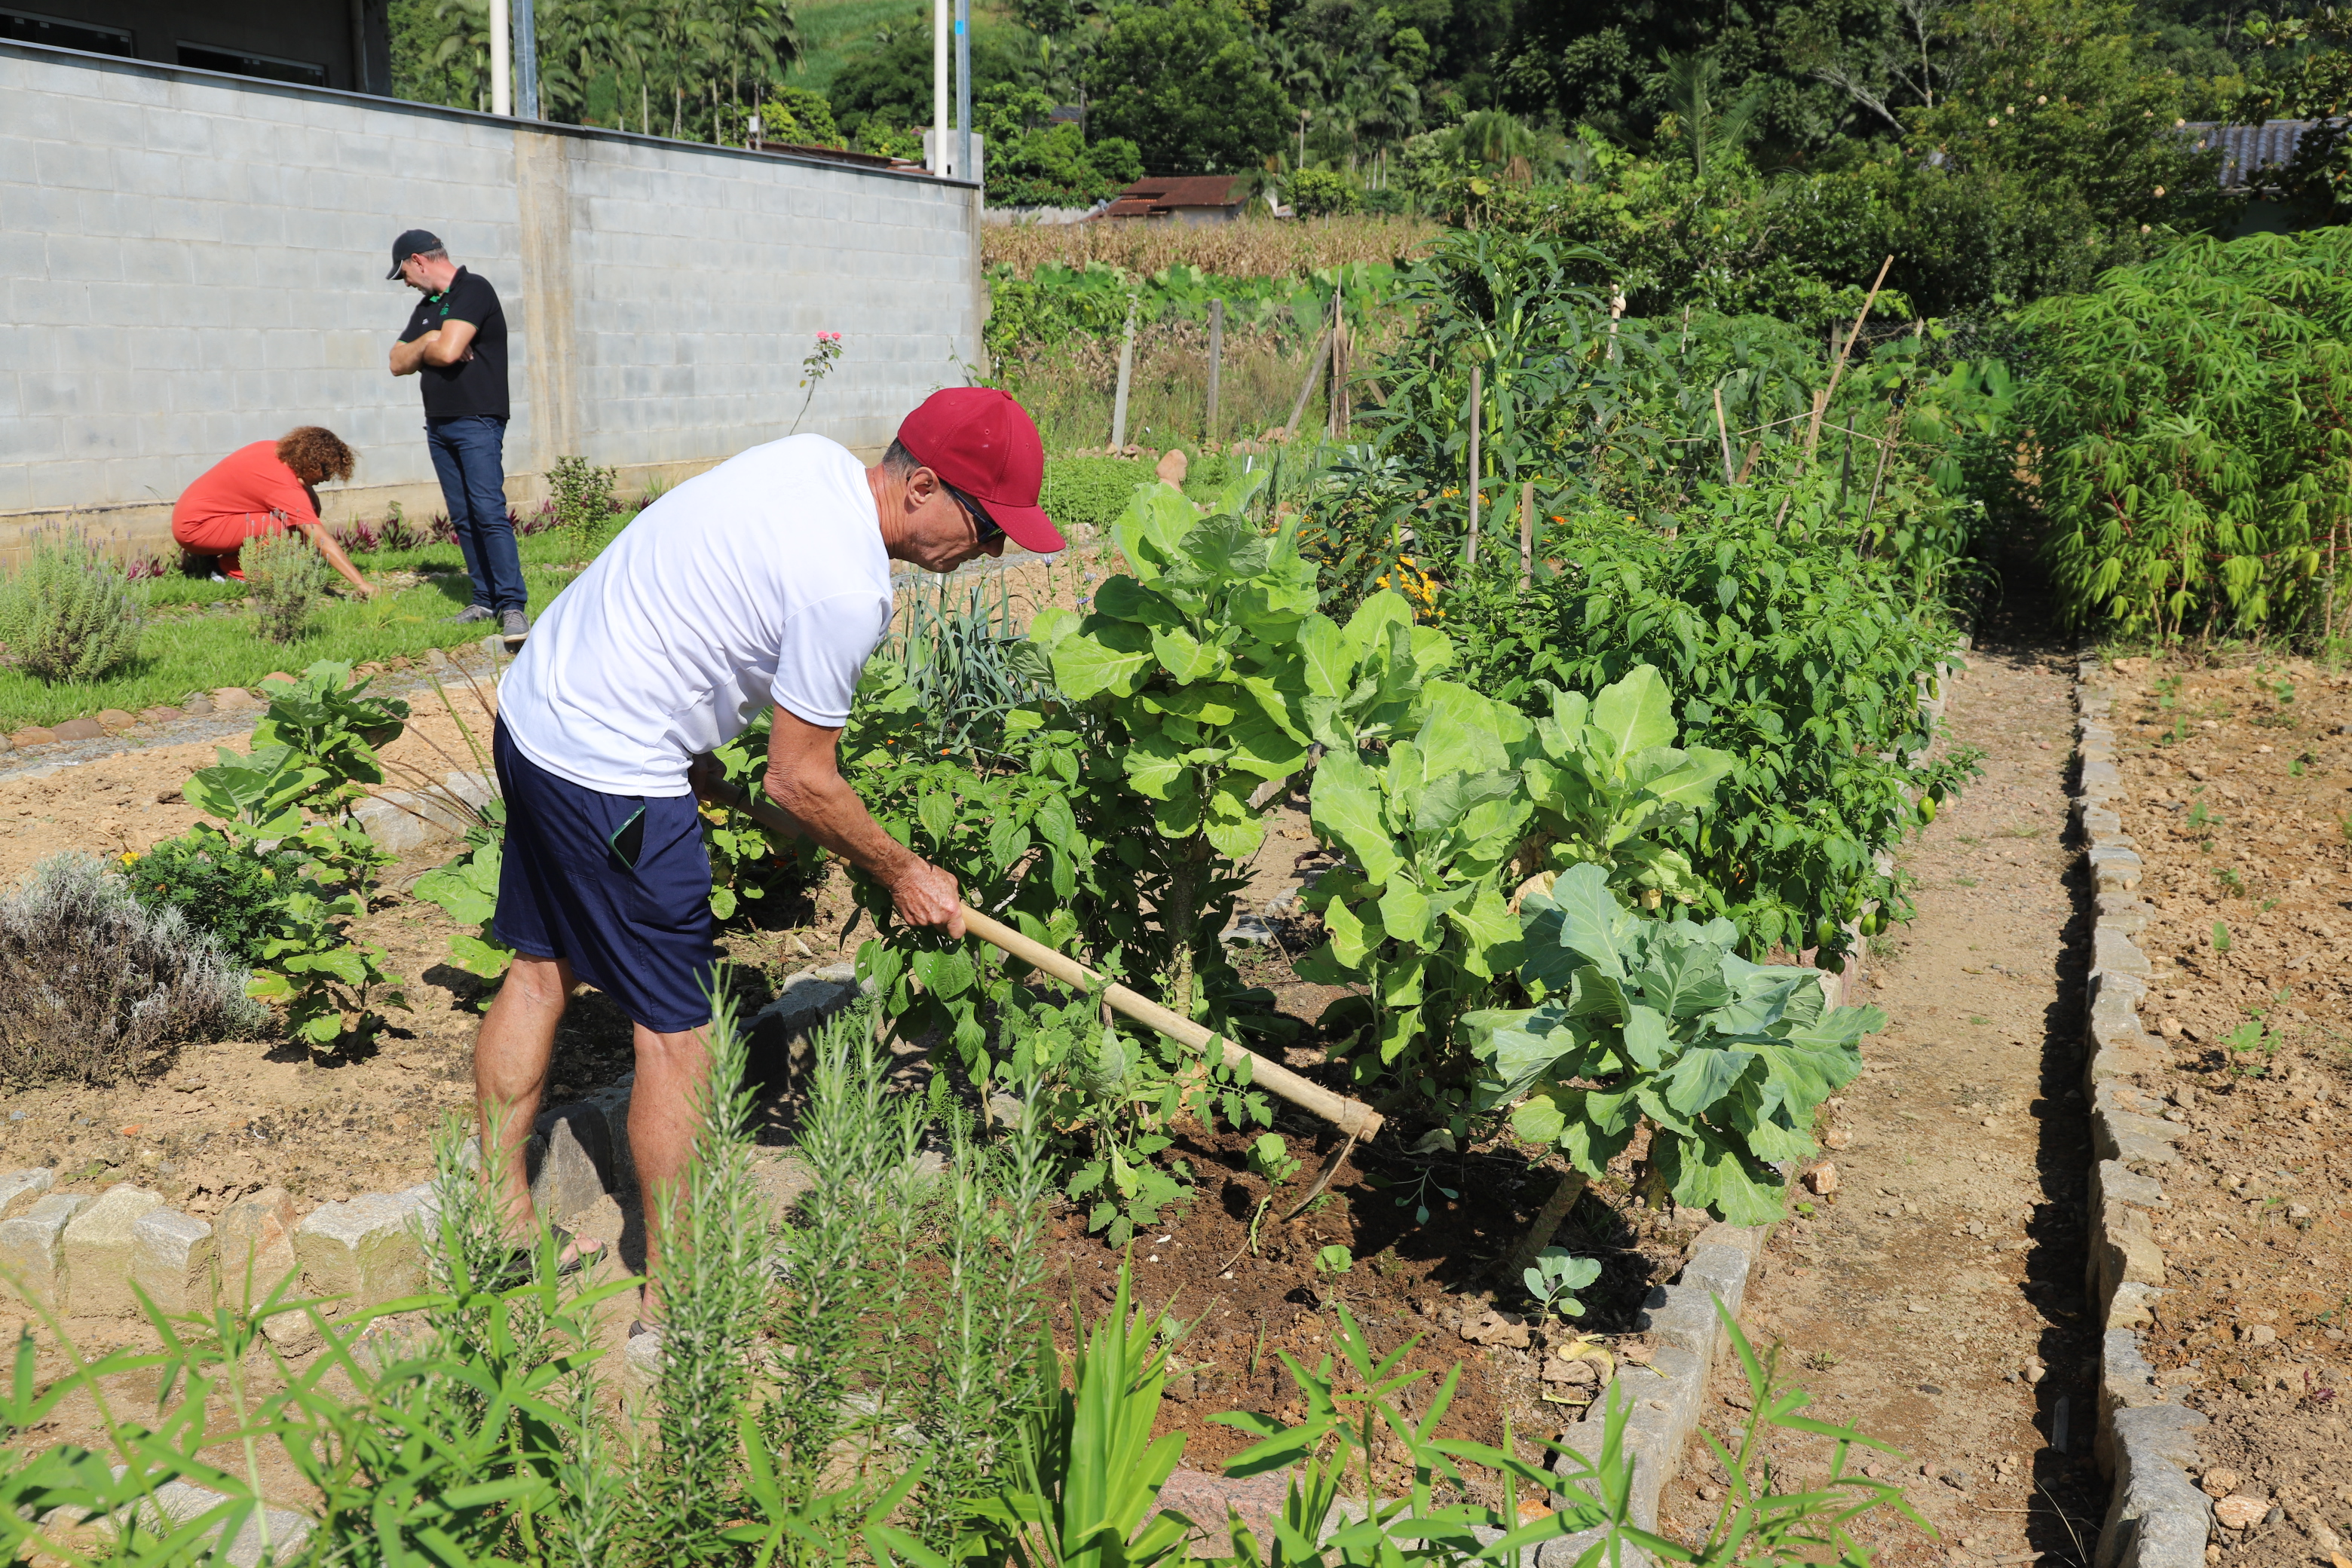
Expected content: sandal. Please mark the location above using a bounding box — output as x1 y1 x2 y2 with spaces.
486 1224 603 1289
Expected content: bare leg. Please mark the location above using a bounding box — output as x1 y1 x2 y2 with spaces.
628 1020 712 1322
472 954 602 1260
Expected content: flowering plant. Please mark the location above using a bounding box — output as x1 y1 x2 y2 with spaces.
789 330 844 434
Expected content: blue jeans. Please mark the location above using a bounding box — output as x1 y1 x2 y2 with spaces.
425 415 526 614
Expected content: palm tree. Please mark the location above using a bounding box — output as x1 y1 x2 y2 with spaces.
1650 54 1766 179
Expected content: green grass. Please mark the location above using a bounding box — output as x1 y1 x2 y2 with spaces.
786 0 928 96
0 564 581 733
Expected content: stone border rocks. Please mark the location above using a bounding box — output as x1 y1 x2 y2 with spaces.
2073 655 2211 1568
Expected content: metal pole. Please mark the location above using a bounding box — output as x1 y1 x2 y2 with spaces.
513 0 539 119
489 0 511 115
932 0 949 173
1205 297 1223 446
1465 363 1481 567
955 0 972 179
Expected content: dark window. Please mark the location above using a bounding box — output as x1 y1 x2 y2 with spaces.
0 8 133 54
177 42 326 87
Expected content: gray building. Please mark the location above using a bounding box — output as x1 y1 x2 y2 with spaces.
0 0 389 95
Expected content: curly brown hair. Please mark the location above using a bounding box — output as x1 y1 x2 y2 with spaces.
276 427 355 485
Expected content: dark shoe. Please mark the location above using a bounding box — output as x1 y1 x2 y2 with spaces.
446 605 495 626
500 608 529 639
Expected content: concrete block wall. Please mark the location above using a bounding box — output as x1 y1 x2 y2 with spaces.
0 39 983 569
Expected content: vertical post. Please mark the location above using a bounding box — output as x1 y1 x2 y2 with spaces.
1110 295 1138 452
1465 363 1481 567
1713 383 1735 485
933 0 949 173
490 0 511 115
1519 482 1534 591
955 0 972 180
513 0 539 119
1205 298 1223 446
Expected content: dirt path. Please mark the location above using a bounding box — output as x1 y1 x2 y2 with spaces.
1648 629 2109 1565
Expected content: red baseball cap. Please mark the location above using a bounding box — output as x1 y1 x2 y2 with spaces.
895 387 1066 554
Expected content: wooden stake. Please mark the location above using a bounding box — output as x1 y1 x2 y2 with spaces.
1507 1169 1590 1277
1466 363 1482 567
1519 481 1534 590
1205 296 1223 446
1110 293 1138 451
1805 254 1893 463
1282 293 1340 441
1713 383 1735 484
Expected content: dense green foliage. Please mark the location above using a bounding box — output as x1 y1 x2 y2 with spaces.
2017 225 2352 641
127 826 311 966
982 259 1401 360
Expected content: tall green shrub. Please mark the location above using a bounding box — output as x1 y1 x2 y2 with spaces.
2017 227 2352 641
0 529 142 681
242 528 330 644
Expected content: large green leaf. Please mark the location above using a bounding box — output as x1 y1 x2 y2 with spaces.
1530 863 1638 979
1412 768 1521 837
1590 664 1679 758
1308 750 1404 884
1297 614 1352 700
1150 626 1223 684
1658 1040 1759 1116
1416 681 1514 776
1181 513 1272 580
1092 575 1184 629
1052 620 1157 700
1378 880 1432 945
1655 1127 1785 1227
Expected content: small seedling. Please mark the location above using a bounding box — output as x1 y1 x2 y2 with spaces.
2186 798 2212 828
2212 920 2233 954
2216 867 2246 896
1312 1244 1354 1275
1522 1245 1603 1319
1248 1132 1301 1186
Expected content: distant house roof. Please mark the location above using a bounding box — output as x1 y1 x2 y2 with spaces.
1099 176 1245 219
2179 118 2344 191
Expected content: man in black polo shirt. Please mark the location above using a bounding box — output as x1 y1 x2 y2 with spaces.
387 229 528 638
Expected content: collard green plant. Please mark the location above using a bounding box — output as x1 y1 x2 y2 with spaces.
1519 666 1734 905
1470 863 1881 1226
0 528 142 683
1029 473 1321 1021
410 810 514 988
1521 1247 1602 1319
1300 658 1730 1095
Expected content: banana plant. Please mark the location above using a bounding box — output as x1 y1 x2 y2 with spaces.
1468 862 1880 1230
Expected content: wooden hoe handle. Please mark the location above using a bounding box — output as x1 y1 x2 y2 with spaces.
700 769 1384 1141
957 905 1384 1141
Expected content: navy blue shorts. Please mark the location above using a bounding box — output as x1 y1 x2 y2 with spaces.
492 719 718 1033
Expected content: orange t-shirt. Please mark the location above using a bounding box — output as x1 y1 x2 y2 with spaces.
172 442 317 541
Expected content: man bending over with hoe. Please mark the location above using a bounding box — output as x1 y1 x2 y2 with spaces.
475 388 1064 1352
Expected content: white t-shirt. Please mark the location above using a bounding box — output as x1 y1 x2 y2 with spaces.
498 434 893 796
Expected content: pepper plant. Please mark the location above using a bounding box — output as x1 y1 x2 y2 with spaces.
1468 863 1880 1227
179 663 410 1049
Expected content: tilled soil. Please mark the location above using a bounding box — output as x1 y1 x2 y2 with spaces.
2093 654 2352 1562
1652 629 2109 1566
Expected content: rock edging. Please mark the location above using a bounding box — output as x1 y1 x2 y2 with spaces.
2072 654 2210 1568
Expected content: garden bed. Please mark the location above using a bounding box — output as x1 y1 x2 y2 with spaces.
2090 653 2352 1551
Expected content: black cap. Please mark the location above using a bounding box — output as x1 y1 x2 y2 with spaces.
387 228 443 280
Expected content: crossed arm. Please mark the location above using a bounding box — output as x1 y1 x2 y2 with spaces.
389 317 479 378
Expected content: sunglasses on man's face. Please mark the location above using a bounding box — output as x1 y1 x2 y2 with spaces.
944 481 1003 547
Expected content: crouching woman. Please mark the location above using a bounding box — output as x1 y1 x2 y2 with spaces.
171 427 378 598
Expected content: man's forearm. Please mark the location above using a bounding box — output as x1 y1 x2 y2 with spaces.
390 335 427 376
764 768 915 881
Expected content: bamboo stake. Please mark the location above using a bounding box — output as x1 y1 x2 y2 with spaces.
1110 294 1138 451
697 773 1386 1141
1805 255 1893 463
1518 481 1534 590
1713 384 1735 484
1465 363 1482 567
1282 295 1340 440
